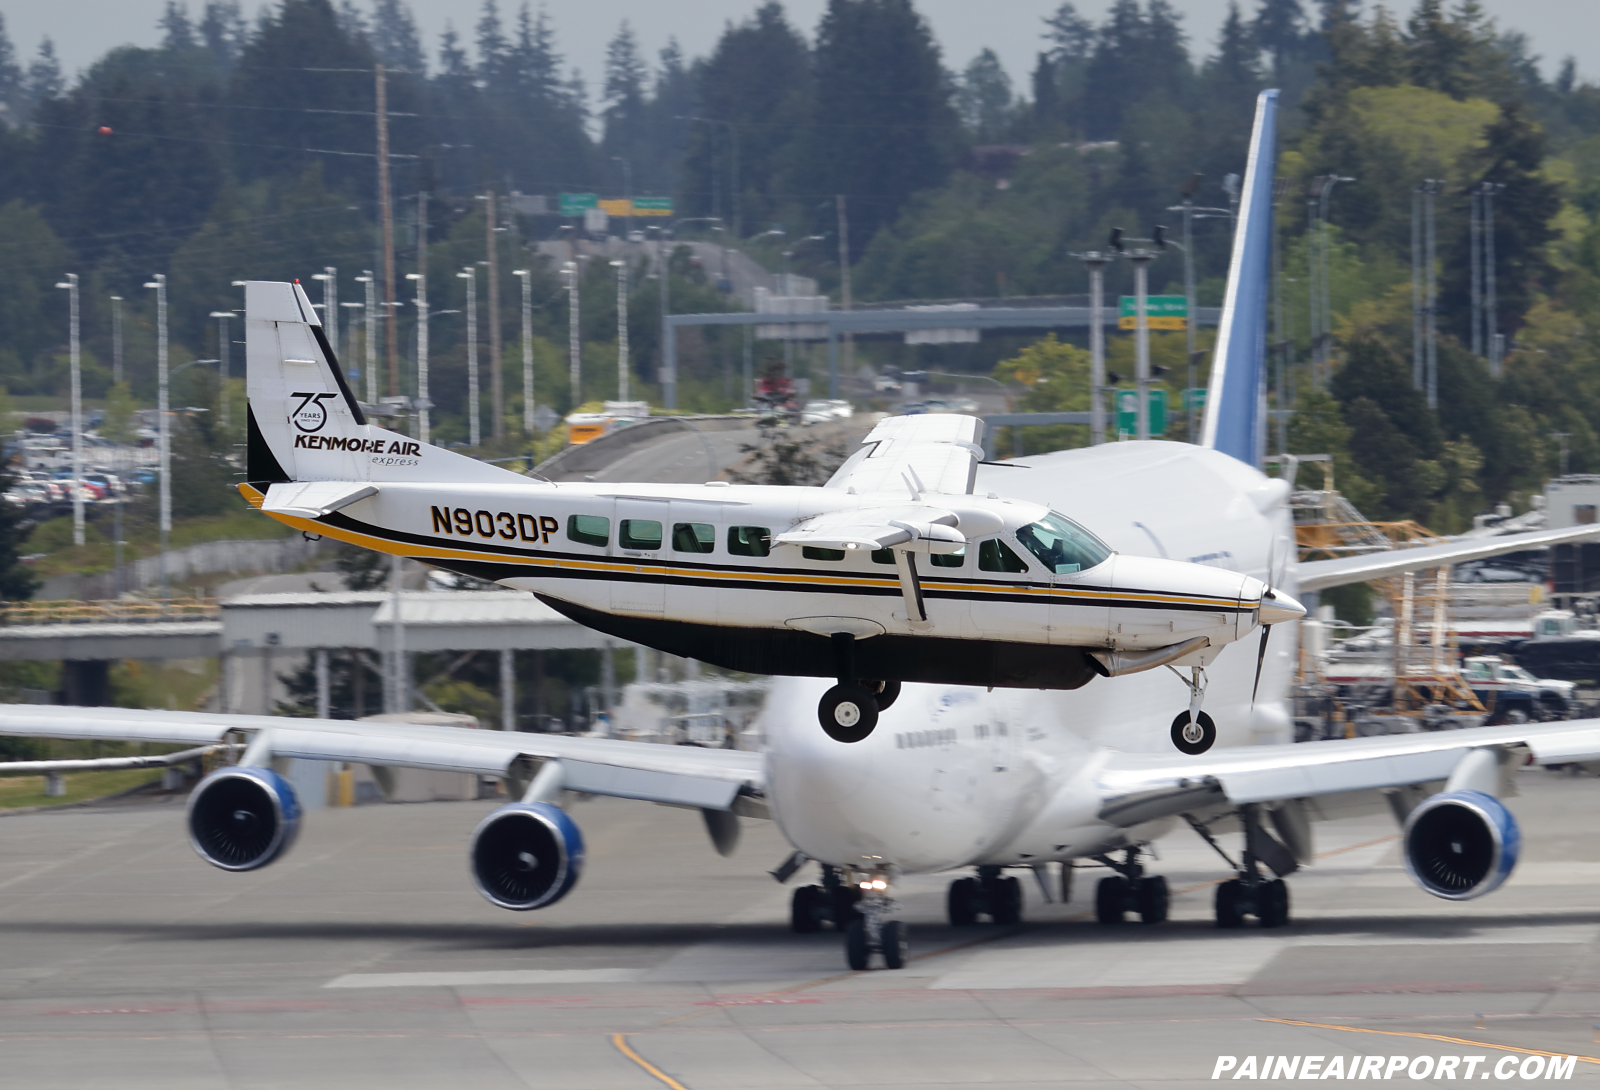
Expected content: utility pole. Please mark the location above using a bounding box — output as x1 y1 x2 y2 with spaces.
513 269 533 435
458 266 479 447
1180 187 1198 437
1411 184 1424 392
836 195 853 381
565 261 581 408
1271 177 1290 456
312 267 338 357
414 191 429 442
1082 252 1109 446
209 311 233 429
1484 182 1503 376
611 259 629 401
54 274 83 546
483 190 504 439
1470 183 1483 358
109 295 123 386
356 271 377 404
1424 178 1440 410
1306 181 1321 389
142 273 169 602
1317 176 1352 386
406 272 428 442
375 64 398 398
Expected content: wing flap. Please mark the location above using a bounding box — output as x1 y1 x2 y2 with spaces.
772 504 965 553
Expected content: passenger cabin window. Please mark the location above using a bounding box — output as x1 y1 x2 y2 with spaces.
728 526 771 557
979 538 1029 573
567 514 610 547
672 523 715 553
619 519 662 551
871 549 894 564
803 546 845 561
1014 512 1112 575
929 546 965 569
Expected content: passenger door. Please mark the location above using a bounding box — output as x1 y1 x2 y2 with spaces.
610 498 668 615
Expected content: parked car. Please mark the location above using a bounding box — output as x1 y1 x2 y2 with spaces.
1462 655 1576 723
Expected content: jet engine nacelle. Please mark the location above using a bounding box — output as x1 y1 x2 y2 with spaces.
1402 789 1520 900
469 802 585 910
187 766 302 871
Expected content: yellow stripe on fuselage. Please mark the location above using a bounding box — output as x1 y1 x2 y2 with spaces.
241 484 1249 612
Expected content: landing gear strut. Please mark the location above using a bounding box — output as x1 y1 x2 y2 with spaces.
841 866 904 970
1091 848 1169 925
1168 665 1217 754
1186 806 1292 929
946 866 1024 926
817 634 898 743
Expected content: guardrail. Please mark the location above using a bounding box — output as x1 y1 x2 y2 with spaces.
0 598 220 626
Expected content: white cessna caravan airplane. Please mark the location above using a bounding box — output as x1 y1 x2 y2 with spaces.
5 90 1600 971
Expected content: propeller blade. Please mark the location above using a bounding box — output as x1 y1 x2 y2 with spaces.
1251 624 1272 706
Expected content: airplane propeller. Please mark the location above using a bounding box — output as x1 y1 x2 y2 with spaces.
1251 535 1303 705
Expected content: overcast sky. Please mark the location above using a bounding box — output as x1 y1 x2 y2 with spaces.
6 0 1594 97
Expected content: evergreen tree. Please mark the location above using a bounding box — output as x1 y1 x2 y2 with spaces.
198 1 247 74
160 3 198 52
1252 0 1308 80
23 39 63 112
438 23 471 83
1201 2 1262 130
371 0 424 73
1405 0 1481 100
1082 0 1193 140
638 41 694 195
600 21 648 168
683 1 810 233
958 49 1015 143
0 15 24 125
335 1 369 46
476 0 511 85
802 0 959 257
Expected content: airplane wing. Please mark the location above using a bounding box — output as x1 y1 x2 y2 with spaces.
1094 719 1600 827
1297 524 1600 592
0 706 766 814
825 414 984 496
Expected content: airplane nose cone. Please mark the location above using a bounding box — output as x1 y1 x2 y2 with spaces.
1259 590 1306 625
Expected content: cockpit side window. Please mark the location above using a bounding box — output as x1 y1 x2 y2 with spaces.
978 538 1029 574
1015 512 1112 575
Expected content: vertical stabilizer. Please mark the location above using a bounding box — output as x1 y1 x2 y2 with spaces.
244 280 521 487
1200 90 1279 467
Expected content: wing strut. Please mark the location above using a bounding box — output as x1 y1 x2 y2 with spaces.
892 551 930 628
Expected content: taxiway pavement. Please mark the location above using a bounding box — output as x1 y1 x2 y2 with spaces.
0 769 1596 1088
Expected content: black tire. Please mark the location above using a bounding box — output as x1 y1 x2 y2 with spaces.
1258 879 1290 928
844 918 870 971
881 920 908 970
991 876 1023 925
873 680 902 711
1136 875 1169 925
1095 876 1128 924
829 885 862 929
1171 710 1217 755
1214 879 1246 929
947 877 979 927
791 885 822 934
819 683 880 743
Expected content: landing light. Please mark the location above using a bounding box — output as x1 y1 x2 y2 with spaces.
871 879 888 890
859 881 871 890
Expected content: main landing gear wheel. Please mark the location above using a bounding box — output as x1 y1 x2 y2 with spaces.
1095 876 1128 924
947 877 979 927
791 885 824 933
1213 877 1290 928
870 680 902 711
1136 875 1169 924
1170 710 1217 755
819 683 879 743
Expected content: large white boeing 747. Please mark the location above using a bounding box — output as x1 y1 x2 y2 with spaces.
5 90 1600 970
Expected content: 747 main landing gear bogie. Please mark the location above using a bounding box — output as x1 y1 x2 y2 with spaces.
946 868 1023 926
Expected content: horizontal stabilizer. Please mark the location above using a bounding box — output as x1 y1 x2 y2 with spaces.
261 481 377 518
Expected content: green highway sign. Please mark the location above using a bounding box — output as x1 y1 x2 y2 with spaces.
1115 388 1168 437
558 192 598 217
1183 387 1207 413
632 196 673 215
1118 295 1188 331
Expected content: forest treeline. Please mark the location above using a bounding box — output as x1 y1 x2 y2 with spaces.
0 0 1599 531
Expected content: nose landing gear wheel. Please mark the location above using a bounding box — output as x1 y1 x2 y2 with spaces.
880 920 908 969
844 917 870 970
819 683 879 742
1170 710 1217 755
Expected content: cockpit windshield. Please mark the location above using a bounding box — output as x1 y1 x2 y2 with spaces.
1014 512 1112 575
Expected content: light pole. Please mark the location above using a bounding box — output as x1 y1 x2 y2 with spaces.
311 268 338 357
109 295 123 386
1316 175 1354 386
1130 249 1155 441
609 260 629 401
1166 175 1232 438
53 274 83 546
142 273 170 602
406 272 429 443
564 261 581 409
1422 178 1441 409
1411 183 1424 392
1483 181 1504 375
458 267 480 447
209 311 234 429
513 269 533 434
1081 252 1110 446
355 271 377 404
340 301 366 393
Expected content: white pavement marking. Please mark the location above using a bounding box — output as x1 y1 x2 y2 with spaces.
324 968 646 988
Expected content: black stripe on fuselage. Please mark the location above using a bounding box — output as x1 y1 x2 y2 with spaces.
315 509 1249 614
